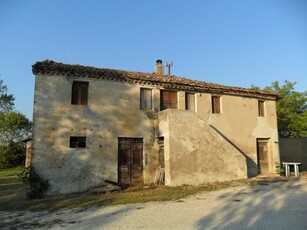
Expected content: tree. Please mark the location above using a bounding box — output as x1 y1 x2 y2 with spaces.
0 112 31 144
0 79 15 113
0 79 32 168
252 80 307 138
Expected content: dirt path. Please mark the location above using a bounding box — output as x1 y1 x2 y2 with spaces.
2 178 307 229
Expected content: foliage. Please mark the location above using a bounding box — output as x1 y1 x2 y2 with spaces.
0 79 15 113
0 111 32 144
0 79 32 168
252 80 307 137
0 141 26 168
19 167 49 199
275 162 285 175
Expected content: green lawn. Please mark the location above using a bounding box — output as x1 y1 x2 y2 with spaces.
0 167 24 177
0 167 290 212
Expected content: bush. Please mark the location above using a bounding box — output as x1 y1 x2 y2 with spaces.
19 167 49 199
0 141 26 168
275 162 285 175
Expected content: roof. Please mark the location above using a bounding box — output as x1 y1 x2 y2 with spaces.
32 60 278 100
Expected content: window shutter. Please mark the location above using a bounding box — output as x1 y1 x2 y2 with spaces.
81 83 89 105
258 101 264 116
161 91 177 110
212 96 221 113
71 82 79 104
186 93 195 111
71 82 88 105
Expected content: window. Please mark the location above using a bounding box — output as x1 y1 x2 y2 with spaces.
71 81 89 105
185 93 195 112
140 88 152 110
160 90 177 110
258 100 265 116
70 137 86 148
158 137 165 168
212 96 221 114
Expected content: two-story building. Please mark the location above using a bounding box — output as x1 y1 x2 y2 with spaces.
31 60 279 194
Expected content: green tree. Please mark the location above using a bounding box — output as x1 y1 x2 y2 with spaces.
0 79 32 168
252 80 307 138
0 111 32 145
0 79 15 113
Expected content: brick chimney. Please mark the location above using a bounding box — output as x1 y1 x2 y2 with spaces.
154 59 164 75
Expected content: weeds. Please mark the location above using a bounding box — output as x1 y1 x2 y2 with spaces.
18 167 49 199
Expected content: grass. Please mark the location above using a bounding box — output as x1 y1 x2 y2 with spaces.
0 166 24 177
0 167 292 212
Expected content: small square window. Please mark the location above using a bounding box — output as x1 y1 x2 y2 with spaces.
212 96 221 114
258 100 265 117
140 88 152 110
70 137 86 148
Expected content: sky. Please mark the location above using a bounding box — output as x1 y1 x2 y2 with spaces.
1 0 306 120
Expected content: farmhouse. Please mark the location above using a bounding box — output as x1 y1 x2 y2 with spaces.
31 60 279 194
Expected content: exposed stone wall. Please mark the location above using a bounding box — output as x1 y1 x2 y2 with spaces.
32 75 158 194
32 74 279 194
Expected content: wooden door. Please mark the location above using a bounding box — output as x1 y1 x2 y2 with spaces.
118 138 143 184
257 139 269 174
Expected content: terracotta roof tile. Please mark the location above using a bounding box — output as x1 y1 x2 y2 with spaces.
32 60 278 100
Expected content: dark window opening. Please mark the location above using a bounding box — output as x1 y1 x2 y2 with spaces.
158 137 165 168
70 136 86 148
258 100 265 117
140 88 152 110
160 90 177 110
185 93 195 112
71 81 89 105
212 96 221 114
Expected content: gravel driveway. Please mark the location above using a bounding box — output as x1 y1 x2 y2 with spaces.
2 178 307 229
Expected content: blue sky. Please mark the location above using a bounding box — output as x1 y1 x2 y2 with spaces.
1 0 306 120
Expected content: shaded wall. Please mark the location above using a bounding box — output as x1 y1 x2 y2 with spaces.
158 109 247 186
279 138 307 171
32 75 159 194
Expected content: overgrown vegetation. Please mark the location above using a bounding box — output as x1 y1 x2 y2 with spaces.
19 167 49 199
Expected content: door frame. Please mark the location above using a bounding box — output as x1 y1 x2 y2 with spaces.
256 138 270 175
118 137 144 185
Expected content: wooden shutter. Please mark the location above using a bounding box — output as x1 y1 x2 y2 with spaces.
212 96 221 114
80 83 89 105
160 91 177 110
185 93 195 111
71 82 79 105
258 101 264 116
71 82 88 105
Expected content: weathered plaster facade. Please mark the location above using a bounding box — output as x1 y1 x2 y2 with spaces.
32 60 279 194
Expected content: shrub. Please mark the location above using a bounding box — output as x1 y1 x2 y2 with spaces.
275 162 285 175
0 142 26 168
19 167 49 199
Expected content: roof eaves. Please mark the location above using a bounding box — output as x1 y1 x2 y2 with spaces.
32 60 278 100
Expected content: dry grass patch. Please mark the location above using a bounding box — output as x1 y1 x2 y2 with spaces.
0 168 291 212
